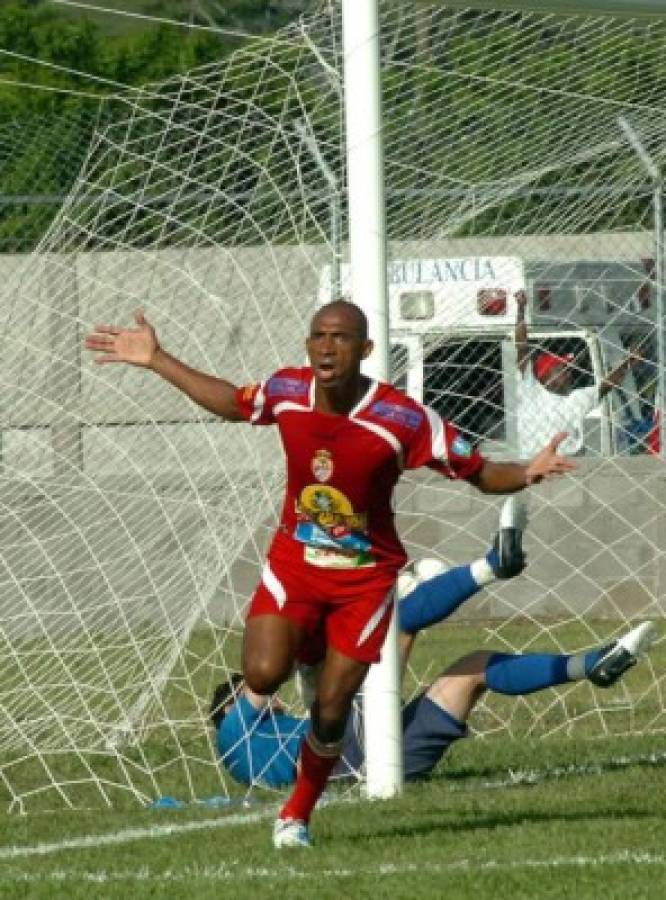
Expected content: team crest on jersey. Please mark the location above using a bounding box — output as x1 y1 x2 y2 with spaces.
311 448 334 483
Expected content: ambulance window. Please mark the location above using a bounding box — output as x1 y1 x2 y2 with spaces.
390 343 409 392
530 337 593 389
423 339 504 445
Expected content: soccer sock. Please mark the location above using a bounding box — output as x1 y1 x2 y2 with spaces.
278 733 340 824
566 647 606 681
398 555 496 635
485 648 608 695
485 652 569 695
476 548 500 586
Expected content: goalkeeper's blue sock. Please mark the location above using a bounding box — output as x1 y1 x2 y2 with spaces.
485 648 607 695
398 551 497 635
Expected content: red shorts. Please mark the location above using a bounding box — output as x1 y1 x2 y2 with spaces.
246 551 397 664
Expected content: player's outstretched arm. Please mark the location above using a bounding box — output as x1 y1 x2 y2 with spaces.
472 431 576 493
84 309 244 421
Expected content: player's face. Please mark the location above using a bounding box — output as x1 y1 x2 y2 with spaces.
306 308 373 387
544 363 571 395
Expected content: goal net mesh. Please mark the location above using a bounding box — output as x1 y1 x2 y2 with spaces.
0 0 664 812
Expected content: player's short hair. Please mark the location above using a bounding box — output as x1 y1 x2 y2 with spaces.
209 672 244 729
312 298 369 340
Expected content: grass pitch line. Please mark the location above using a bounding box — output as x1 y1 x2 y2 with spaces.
0 805 279 861
0 849 664 884
0 794 358 861
1 750 662 862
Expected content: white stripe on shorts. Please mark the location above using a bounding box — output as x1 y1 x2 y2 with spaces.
356 587 394 647
261 561 287 609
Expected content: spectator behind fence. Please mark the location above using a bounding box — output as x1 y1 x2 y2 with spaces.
515 290 640 459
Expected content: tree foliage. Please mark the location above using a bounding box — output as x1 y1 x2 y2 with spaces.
1 2 666 250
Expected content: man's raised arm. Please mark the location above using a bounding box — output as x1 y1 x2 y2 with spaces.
598 348 641 399
515 289 530 375
84 309 244 421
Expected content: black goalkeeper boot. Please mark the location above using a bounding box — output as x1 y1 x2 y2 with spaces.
492 496 528 579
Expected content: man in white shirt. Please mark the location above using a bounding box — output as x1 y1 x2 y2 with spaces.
515 290 639 458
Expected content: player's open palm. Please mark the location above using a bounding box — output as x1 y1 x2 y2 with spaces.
85 309 158 367
525 431 577 484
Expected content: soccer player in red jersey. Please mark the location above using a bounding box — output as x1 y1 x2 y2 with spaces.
85 299 575 847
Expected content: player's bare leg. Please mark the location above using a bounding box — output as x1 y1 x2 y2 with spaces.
242 615 305 695
274 647 369 849
311 647 369 738
425 650 491 722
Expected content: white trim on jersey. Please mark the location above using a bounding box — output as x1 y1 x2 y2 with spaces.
351 416 404 465
423 405 448 462
274 400 311 417
261 561 287 609
250 382 267 424
308 375 316 410
349 379 379 418
356 588 394 647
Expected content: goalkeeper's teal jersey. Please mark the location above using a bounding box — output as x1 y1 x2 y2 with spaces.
217 696 308 788
217 692 467 788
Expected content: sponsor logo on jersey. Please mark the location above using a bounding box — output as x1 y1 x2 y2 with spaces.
266 376 309 398
311 448 334 483
451 435 473 457
369 401 422 430
304 546 376 569
294 484 374 568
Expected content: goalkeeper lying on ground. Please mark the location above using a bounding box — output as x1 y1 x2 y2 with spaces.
211 498 657 790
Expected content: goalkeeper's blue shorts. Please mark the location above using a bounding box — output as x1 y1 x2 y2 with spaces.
335 691 468 781
401 692 468 779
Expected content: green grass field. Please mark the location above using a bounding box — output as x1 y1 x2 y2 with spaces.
0 620 664 898
0 733 664 898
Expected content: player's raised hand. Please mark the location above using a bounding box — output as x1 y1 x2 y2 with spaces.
525 431 577 485
84 309 158 368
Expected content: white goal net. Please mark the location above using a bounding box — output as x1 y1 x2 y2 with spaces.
0 0 664 812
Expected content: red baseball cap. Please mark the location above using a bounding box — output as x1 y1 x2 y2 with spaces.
534 352 573 382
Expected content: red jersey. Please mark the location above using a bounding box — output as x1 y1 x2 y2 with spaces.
236 367 484 572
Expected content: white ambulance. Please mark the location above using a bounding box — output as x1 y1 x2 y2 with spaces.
318 255 656 457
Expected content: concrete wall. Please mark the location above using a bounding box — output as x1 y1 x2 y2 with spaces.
0 239 662 624
394 456 665 621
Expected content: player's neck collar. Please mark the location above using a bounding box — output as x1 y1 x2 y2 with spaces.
349 378 378 418
308 373 378 417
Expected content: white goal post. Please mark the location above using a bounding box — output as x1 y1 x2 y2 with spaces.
341 0 402 800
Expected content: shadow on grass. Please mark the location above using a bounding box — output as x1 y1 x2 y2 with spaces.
427 746 666 787
335 803 661 846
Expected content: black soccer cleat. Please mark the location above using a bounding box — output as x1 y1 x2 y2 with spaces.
586 643 636 688
492 496 528 579
587 622 658 688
